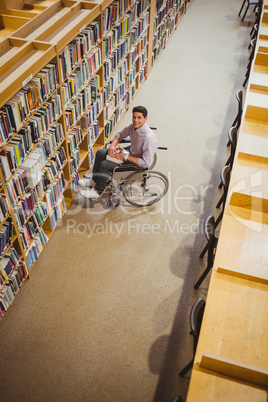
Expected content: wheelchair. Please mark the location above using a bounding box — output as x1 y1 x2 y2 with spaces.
84 133 169 209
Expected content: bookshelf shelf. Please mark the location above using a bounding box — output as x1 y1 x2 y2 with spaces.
0 41 56 106
0 0 193 319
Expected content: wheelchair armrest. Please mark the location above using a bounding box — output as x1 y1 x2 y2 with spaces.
114 163 137 172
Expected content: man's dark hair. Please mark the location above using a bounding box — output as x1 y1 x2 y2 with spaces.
132 106 148 118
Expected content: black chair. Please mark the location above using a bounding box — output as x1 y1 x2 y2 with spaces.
243 39 256 87
249 23 259 44
219 126 238 188
238 0 261 21
247 38 256 69
194 216 217 289
250 5 261 35
215 165 231 229
227 90 243 146
178 298 206 377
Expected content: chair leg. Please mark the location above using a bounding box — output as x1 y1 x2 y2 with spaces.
216 194 224 209
178 358 194 377
242 4 250 21
199 243 208 258
194 264 213 289
242 69 250 87
214 211 223 229
225 155 231 166
238 0 246 17
231 115 238 128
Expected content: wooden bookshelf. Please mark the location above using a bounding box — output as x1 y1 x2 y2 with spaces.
0 0 192 318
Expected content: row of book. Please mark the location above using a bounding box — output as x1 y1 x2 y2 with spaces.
0 217 13 259
152 34 166 65
105 114 117 139
129 64 136 86
104 95 130 140
136 32 148 54
130 45 139 66
137 48 148 71
104 59 128 103
103 13 131 60
6 168 30 208
155 0 167 13
102 0 148 36
130 12 149 48
25 229 48 269
35 127 65 169
102 9 149 83
104 77 129 122
154 0 181 33
14 200 48 233
1 62 59 135
59 21 100 81
0 260 28 315
103 3 120 34
115 76 129 107
89 147 95 167
70 150 81 176
45 172 67 213
67 127 83 155
50 196 66 231
19 152 42 192
88 121 100 149
0 194 11 223
0 117 63 193
71 171 80 194
130 81 136 99
126 0 149 32
104 100 115 122
12 185 45 231
62 65 99 108
42 146 67 191
65 100 83 131
81 94 103 127
65 91 103 137
0 246 21 279
167 0 183 15
59 41 101 85
112 14 131 44
5 142 66 209
138 63 147 86
104 37 130 82
19 207 48 251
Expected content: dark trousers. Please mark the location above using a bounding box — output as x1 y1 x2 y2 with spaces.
92 149 119 194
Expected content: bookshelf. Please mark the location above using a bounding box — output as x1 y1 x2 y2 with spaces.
0 0 192 319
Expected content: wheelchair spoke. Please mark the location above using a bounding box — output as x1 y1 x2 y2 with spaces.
123 171 169 207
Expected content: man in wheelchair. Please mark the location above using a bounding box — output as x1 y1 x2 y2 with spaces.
80 106 157 199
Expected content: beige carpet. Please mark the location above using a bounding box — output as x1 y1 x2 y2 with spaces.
0 0 252 401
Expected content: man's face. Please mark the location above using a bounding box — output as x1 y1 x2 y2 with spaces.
132 112 147 129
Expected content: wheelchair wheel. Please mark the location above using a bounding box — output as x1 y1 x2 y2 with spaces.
107 196 121 209
123 170 168 207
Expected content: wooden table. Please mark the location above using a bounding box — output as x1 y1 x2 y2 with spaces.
187 3 268 400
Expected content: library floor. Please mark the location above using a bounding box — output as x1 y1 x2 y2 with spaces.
0 1 251 401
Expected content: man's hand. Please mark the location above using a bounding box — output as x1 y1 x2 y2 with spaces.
114 152 125 162
108 137 120 157
108 144 117 157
